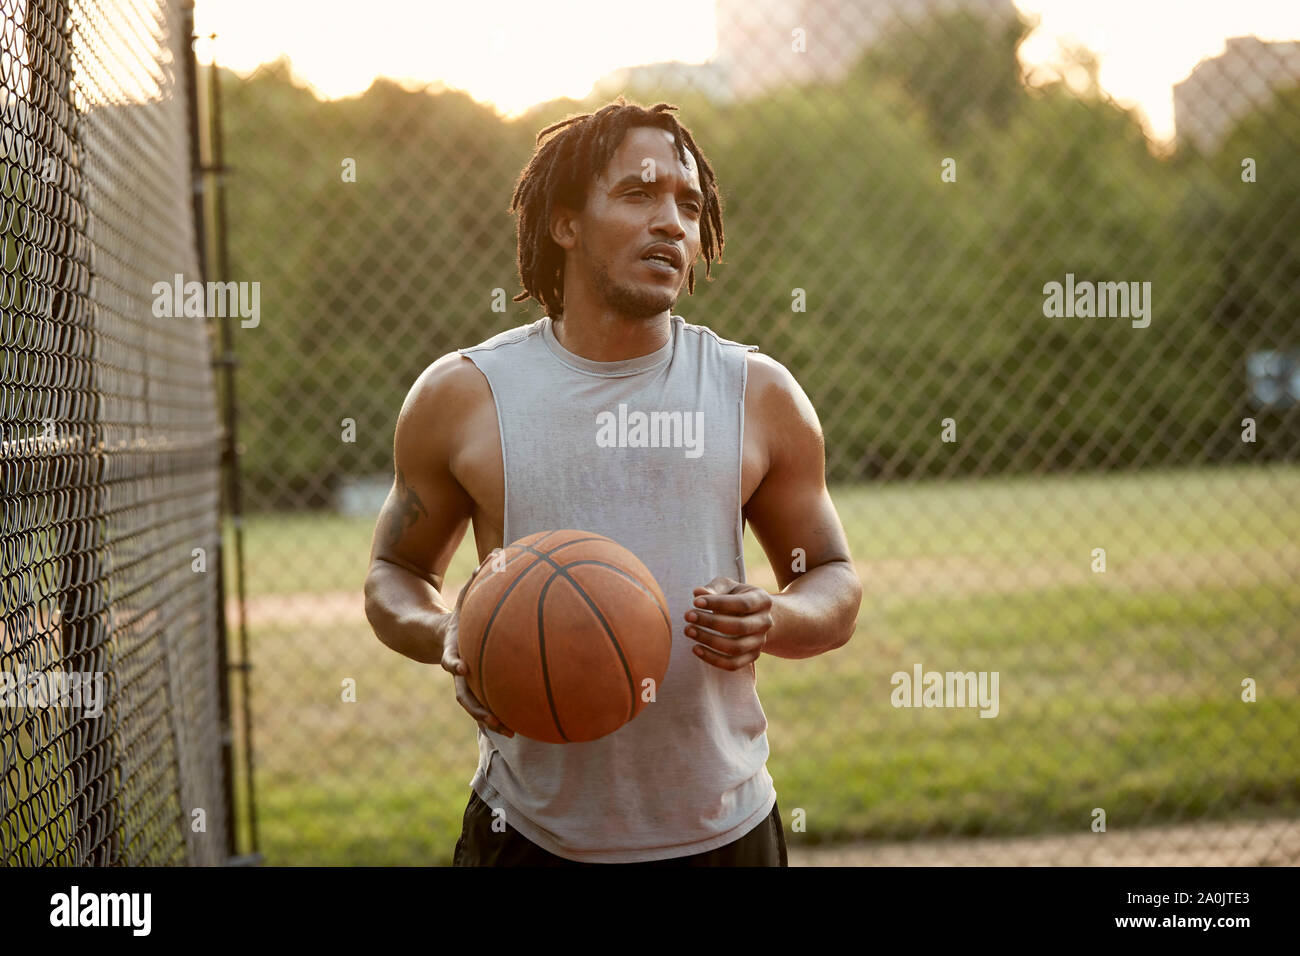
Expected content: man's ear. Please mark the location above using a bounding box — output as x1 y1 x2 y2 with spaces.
549 204 578 253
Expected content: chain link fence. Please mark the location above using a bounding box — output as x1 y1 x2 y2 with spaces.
1 0 228 865
218 0 1299 864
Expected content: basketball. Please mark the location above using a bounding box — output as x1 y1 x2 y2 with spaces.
457 529 673 744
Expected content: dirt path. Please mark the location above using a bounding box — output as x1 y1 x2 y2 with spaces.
225 556 1299 866
229 546 1300 627
787 817 1300 866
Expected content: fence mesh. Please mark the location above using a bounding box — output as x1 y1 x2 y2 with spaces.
218 0 1299 865
0 0 227 865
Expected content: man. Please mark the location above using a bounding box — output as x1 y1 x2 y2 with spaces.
364 98 861 866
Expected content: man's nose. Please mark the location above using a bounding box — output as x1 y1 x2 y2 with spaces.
650 195 686 237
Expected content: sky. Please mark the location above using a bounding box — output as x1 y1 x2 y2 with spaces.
191 0 1300 143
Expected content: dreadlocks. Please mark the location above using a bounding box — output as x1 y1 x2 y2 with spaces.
508 97 724 319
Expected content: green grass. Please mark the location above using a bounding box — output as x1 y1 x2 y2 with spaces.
223 464 1300 864
229 462 1300 597
1 724 79 865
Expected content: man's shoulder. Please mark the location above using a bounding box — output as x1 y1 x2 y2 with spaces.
406 318 548 417
744 351 796 399
677 315 760 356
670 316 795 406
742 352 819 449
459 317 546 356
404 350 492 424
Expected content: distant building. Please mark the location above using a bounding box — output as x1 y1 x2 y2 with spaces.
714 0 1015 98
1174 37 1300 153
592 59 735 104
593 0 1016 103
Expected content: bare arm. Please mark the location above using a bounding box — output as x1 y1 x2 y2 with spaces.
741 353 861 659
363 352 476 665
683 354 862 669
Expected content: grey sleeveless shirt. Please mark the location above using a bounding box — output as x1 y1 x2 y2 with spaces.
457 313 776 863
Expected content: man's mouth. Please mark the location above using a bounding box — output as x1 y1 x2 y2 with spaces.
640 244 683 273
641 255 678 275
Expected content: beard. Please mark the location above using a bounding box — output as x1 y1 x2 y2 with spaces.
589 256 678 320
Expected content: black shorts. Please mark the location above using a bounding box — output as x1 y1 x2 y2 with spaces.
451 789 789 867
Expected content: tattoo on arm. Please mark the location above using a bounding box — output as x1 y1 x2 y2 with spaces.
384 467 429 550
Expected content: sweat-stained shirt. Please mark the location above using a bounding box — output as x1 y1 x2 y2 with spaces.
456 313 776 863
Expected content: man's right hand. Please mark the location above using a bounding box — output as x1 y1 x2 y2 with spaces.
440 552 515 738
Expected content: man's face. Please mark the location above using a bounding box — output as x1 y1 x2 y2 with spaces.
553 125 705 320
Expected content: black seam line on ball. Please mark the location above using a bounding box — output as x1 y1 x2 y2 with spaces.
553 559 673 725
473 530 561 715
482 535 656 737
536 558 660 730
535 570 571 741
514 537 609 573
550 559 672 637
518 542 670 659
520 540 665 640
477 556 548 717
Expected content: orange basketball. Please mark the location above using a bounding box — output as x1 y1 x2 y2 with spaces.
457 529 672 744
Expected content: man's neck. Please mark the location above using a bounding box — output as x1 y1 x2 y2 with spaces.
551 310 672 363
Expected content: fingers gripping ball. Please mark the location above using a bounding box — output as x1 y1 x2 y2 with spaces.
458 530 672 743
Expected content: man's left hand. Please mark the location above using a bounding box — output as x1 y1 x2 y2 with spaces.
684 576 773 670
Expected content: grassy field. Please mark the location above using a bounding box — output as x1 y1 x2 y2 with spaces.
224 463 1300 864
